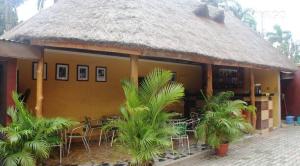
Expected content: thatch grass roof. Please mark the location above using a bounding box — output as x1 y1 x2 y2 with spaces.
1 0 297 70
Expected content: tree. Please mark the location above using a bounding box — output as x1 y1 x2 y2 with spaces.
106 69 184 165
228 1 257 30
267 25 293 57
37 0 45 10
201 0 257 30
266 25 300 63
292 42 300 63
0 0 24 35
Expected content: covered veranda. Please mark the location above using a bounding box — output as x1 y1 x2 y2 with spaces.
16 39 284 127
11 39 285 164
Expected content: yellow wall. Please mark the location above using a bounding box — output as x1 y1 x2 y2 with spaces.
243 69 281 127
17 49 281 127
17 49 202 121
253 69 280 127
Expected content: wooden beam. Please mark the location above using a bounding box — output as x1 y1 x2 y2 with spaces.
250 69 256 128
31 39 142 56
143 50 286 71
206 64 213 97
31 39 292 71
0 40 41 59
35 49 44 118
130 55 139 86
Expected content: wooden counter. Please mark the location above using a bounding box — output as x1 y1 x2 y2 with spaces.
244 96 273 134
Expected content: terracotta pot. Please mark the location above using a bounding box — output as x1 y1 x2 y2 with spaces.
242 110 250 121
216 143 229 157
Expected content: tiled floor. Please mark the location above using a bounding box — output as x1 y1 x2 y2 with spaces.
46 141 130 166
48 125 300 166
45 136 200 166
173 126 300 166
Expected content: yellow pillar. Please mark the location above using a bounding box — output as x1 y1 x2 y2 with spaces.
206 64 213 97
250 69 256 128
130 55 139 86
35 49 44 118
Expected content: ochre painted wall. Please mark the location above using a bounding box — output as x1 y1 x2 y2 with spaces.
17 49 202 121
17 49 280 127
253 69 280 127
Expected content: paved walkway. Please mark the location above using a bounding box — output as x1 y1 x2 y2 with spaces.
172 126 300 166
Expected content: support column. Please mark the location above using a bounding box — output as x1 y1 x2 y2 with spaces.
130 55 139 86
206 64 213 97
250 69 256 128
35 49 44 118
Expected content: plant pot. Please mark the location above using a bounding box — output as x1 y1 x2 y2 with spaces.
242 110 250 121
216 143 229 157
286 116 295 124
297 116 300 125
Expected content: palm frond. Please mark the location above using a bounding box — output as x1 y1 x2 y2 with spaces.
107 69 184 164
139 68 173 104
196 91 254 148
0 92 77 165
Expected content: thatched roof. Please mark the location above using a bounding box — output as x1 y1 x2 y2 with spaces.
1 0 297 70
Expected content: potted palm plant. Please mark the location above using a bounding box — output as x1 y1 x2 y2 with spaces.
105 69 184 166
196 91 255 157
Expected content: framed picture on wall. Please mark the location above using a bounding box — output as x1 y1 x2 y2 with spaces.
77 65 89 81
32 62 47 80
56 63 69 81
96 66 107 82
213 66 244 90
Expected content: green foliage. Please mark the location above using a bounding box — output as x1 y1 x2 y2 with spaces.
196 91 254 149
106 69 184 165
266 24 300 63
37 0 46 10
228 1 257 30
0 0 24 35
0 92 76 166
201 0 257 30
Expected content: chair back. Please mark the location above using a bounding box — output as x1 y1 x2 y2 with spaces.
84 124 90 136
186 118 201 130
173 122 187 136
82 120 90 137
84 116 92 128
190 112 199 119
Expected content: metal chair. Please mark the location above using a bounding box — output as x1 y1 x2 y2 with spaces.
67 124 90 155
171 122 191 155
51 131 66 164
98 118 117 147
186 118 200 135
190 112 200 119
84 117 102 142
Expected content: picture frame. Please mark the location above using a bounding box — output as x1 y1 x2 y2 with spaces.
56 63 69 81
32 62 47 80
77 65 89 81
95 66 107 82
213 66 244 90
